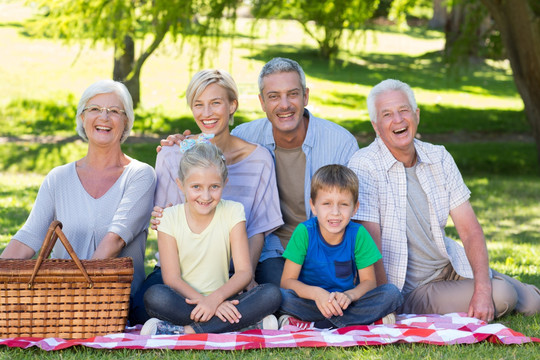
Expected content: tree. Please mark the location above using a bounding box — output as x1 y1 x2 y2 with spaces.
429 0 447 29
444 1 493 60
252 0 379 59
479 0 540 165
30 0 240 108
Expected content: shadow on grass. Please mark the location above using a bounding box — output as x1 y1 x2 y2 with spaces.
246 46 517 97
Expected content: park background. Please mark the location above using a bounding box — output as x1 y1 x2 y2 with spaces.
0 0 539 358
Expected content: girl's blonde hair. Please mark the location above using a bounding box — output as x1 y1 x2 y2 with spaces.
178 142 228 183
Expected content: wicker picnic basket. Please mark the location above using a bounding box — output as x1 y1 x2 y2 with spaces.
0 221 133 339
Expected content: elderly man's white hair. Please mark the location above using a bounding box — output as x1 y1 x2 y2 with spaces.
367 79 418 123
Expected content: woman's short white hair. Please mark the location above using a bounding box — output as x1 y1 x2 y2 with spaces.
75 80 134 143
367 79 418 123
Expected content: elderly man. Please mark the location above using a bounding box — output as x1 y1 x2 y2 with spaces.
348 79 540 321
231 57 359 285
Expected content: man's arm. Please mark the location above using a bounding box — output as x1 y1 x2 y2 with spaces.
450 200 494 322
353 220 388 286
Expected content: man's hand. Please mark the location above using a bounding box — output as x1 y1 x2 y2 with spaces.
468 287 495 322
245 278 258 291
156 130 192 153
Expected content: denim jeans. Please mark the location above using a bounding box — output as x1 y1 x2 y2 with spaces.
129 266 164 325
280 283 403 327
255 257 285 286
144 283 282 333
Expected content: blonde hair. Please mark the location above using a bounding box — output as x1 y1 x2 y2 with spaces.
76 79 134 143
310 164 359 203
185 69 239 126
178 142 228 184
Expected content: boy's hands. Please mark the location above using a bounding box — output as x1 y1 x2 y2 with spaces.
313 288 344 318
329 291 353 310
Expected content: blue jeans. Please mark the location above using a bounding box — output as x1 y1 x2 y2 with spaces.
280 284 403 327
255 257 285 286
144 283 282 333
129 266 164 325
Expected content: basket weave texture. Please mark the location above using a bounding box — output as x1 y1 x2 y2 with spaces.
0 221 133 339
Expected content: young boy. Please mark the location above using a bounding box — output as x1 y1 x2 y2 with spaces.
279 164 403 329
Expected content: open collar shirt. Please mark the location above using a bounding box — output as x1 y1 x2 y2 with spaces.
232 109 359 260
348 137 477 291
232 109 359 220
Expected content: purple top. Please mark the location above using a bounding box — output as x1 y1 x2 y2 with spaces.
154 143 283 239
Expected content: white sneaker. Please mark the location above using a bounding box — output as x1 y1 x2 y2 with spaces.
241 314 279 331
259 314 279 330
372 312 396 325
140 318 185 335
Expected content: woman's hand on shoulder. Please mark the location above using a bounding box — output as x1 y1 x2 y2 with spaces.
156 130 192 153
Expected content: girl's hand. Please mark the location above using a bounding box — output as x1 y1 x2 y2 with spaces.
215 299 241 323
186 295 220 322
329 291 352 310
314 288 343 318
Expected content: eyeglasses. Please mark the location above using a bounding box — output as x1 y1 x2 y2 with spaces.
83 105 126 118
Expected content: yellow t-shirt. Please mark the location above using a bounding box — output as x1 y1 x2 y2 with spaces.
159 200 246 295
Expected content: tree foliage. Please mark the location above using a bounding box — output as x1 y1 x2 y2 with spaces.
252 0 380 59
29 0 240 107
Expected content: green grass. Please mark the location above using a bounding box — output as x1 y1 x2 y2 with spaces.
1 1 539 358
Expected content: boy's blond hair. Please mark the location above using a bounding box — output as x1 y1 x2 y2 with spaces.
310 164 359 203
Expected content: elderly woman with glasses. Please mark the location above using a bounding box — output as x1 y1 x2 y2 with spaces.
0 80 156 323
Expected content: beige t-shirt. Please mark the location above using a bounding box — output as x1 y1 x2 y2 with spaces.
273 146 307 247
159 200 246 295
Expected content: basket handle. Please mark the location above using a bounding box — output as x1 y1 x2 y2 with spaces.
28 220 94 289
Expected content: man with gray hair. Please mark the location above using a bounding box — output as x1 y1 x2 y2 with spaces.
232 57 359 286
348 78 540 321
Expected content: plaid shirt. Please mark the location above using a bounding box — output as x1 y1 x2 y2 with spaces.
348 137 475 291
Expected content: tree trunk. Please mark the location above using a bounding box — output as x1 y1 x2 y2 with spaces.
113 35 140 108
480 0 540 167
445 1 492 60
429 0 447 29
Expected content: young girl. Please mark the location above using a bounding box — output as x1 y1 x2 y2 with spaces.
142 142 281 335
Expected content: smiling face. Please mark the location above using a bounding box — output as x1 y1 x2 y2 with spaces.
258 71 309 139
191 83 237 136
310 187 359 244
82 93 126 145
372 89 419 161
177 164 225 218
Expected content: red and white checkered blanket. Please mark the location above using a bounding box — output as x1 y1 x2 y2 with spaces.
1 313 538 351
